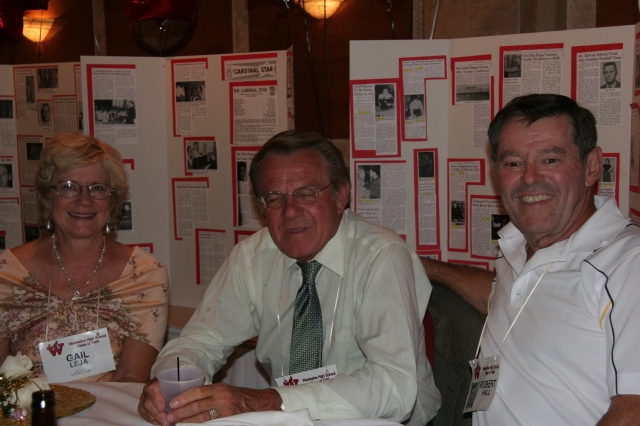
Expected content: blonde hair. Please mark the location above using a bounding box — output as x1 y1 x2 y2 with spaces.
36 133 129 228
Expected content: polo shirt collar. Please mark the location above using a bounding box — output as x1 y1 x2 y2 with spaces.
498 196 629 273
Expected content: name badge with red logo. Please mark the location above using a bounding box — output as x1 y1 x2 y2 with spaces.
463 355 501 413
275 364 338 387
37 328 115 383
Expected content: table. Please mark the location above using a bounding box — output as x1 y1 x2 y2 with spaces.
58 382 402 426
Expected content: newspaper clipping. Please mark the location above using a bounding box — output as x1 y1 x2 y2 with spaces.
223 56 277 82
186 139 218 174
448 160 482 250
355 162 406 236
196 229 226 285
91 67 138 144
173 60 207 136
635 37 640 94
74 65 84 133
173 179 209 239
231 82 278 144
36 66 60 94
13 67 36 119
598 155 617 198
37 100 53 130
471 196 508 259
576 49 623 126
454 57 492 148
502 47 563 107
21 186 38 225
631 105 640 191
234 149 263 229
0 97 15 147
18 136 44 186
52 95 78 133
0 198 20 227
401 57 444 140
415 150 438 247
352 82 399 156
0 156 14 190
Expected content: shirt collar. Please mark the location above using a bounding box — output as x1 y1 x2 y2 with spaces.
498 196 630 272
283 209 349 279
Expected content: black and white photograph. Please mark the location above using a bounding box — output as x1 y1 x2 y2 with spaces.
0 235 5 251
600 61 621 89
374 84 395 118
186 140 217 170
118 202 133 231
27 142 43 161
404 94 424 119
356 165 382 199
25 76 35 103
356 165 370 199
0 164 13 189
451 200 465 224
94 99 137 125
368 165 381 199
418 151 435 178
601 157 616 183
455 84 490 102
176 81 205 102
38 101 52 127
503 54 522 78
37 67 59 90
491 214 510 241
0 99 13 119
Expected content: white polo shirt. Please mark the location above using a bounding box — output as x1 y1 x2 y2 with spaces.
475 196 640 425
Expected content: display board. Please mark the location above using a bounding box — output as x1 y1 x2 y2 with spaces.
350 25 639 268
0 48 292 311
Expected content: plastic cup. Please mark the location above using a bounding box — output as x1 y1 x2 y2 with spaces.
156 366 205 412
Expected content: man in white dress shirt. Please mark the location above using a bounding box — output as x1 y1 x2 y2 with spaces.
139 130 440 425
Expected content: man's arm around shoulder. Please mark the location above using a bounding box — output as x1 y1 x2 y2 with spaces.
420 257 495 316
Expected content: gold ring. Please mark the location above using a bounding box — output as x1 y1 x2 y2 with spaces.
209 408 218 420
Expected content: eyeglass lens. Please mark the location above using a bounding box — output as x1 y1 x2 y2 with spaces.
262 185 328 209
53 181 112 200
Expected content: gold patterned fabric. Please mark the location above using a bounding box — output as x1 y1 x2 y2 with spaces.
0 247 169 381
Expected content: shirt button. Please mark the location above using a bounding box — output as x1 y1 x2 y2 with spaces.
516 289 522 295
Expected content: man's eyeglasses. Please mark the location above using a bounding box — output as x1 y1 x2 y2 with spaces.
50 181 114 200
258 184 331 210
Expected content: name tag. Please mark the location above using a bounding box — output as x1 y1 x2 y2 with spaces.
463 355 500 413
275 365 338 386
38 328 116 383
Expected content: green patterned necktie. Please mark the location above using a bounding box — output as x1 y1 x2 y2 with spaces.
289 260 323 375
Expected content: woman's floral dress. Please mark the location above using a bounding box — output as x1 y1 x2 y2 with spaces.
0 247 169 381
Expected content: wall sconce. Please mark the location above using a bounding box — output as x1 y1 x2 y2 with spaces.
294 0 344 19
23 17 55 43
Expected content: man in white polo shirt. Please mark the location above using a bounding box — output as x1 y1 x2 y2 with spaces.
423 94 640 424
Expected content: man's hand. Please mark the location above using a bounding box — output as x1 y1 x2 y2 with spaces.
140 381 282 425
138 378 169 425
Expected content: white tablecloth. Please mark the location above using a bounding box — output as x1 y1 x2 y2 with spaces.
58 382 402 426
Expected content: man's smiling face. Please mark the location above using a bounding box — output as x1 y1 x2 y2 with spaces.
493 115 601 250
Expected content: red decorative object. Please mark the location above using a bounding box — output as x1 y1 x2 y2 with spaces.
0 0 48 42
0 0 24 42
126 0 197 25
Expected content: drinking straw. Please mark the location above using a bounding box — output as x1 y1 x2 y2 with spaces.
177 357 180 381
